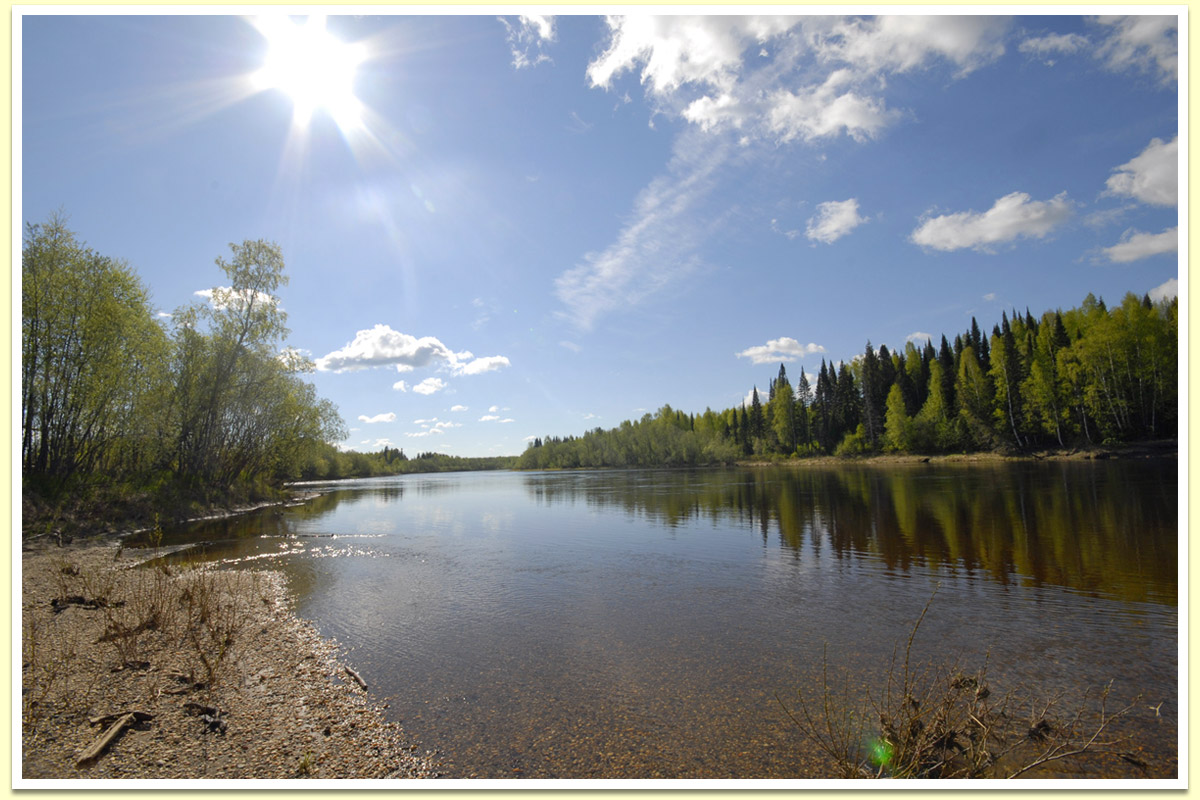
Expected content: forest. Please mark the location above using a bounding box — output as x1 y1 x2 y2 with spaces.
20 215 517 529
518 292 1178 470
21 216 341 527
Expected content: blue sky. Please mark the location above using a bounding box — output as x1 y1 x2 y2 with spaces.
19 11 1182 457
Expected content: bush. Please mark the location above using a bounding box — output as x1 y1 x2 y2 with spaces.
779 589 1144 778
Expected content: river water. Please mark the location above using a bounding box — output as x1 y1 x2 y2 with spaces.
143 461 1178 779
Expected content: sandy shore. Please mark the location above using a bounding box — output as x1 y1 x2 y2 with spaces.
19 539 439 781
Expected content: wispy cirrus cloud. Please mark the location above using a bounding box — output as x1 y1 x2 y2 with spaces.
559 14 1013 330
554 129 730 331
911 191 1073 252
499 14 555 69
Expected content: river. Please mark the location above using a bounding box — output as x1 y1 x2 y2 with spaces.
140 460 1178 779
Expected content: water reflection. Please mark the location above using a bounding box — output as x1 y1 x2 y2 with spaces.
132 463 1176 778
522 461 1176 605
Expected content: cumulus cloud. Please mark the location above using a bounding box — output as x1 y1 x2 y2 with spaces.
454 355 511 375
911 191 1073 252
810 15 1009 77
450 405 468 412
1100 227 1178 263
1149 277 1178 302
562 15 1014 329
806 198 866 244
1093 15 1177 84
315 324 509 377
906 331 934 344
393 381 407 392
767 73 898 143
737 337 827 365
479 415 500 422
499 14 556 69
412 377 446 395
1105 136 1177 207
358 412 396 424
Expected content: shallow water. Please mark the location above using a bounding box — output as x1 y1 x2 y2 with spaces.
142 461 1179 779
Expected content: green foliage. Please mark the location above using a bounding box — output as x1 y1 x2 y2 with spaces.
518 292 1175 470
21 216 347 515
22 214 172 482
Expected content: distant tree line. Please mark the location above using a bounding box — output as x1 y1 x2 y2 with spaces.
518 293 1177 470
296 444 516 480
22 214 345 511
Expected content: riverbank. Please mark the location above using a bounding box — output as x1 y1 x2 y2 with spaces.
19 539 438 781
736 439 1178 468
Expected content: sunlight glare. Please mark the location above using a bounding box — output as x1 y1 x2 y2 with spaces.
252 15 366 130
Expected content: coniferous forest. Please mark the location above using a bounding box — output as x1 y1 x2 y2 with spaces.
21 213 1178 525
519 293 1177 470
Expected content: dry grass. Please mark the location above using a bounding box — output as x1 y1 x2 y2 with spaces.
778 589 1147 779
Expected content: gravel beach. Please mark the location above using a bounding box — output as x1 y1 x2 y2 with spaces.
20 539 439 781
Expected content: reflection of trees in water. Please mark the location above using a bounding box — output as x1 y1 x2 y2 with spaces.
523 463 1176 604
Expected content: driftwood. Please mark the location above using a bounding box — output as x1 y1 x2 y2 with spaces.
344 665 368 691
88 710 154 728
76 711 152 768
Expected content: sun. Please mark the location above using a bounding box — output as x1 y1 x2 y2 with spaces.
251 15 366 130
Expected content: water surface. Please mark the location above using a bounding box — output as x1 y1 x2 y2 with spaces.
144 461 1178 779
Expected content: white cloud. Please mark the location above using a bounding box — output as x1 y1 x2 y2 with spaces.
488 406 500 413
559 340 582 353
569 15 1012 330
554 130 730 330
587 16 786 97
315 324 508 377
910 191 1073 252
810 15 1009 77
358 412 396 424
767 75 898 143
499 418 515 424
479 415 500 422
499 14 556 69
450 405 468 412
1093 15 1177 84
1019 31 1088 64
405 429 444 438
906 331 935 344
736 337 826 365
1100 227 1178 263
983 293 997 302
194 286 278 311
806 198 866 244
1105 136 1177 207
316 325 456 372
453 355 511 376
393 380 407 392
412 377 446 395
1148 277 1178 302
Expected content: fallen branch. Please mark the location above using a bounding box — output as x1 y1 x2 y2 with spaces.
344 665 368 691
88 710 153 728
77 711 151 768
